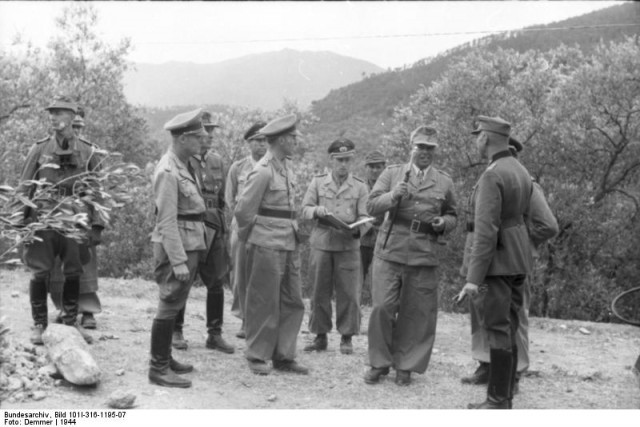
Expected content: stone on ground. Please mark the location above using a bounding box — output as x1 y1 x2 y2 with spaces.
107 389 136 409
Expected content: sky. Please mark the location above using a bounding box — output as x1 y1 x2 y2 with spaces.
0 1 625 69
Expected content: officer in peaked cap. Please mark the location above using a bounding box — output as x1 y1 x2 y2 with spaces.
19 96 104 346
301 138 372 355
365 125 457 386
234 113 309 376
147 108 208 388
360 150 387 302
170 110 235 354
462 133 558 396
459 115 534 409
227 121 268 339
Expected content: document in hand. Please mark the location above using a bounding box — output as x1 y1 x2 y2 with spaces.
323 214 375 231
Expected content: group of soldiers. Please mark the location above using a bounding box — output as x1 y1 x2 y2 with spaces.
18 96 558 409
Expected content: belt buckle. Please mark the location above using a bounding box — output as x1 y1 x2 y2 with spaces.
410 219 421 233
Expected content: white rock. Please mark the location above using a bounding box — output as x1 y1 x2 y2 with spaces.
7 376 23 391
267 394 277 402
32 391 47 401
579 327 591 335
42 324 101 385
115 369 125 376
11 291 19 298
38 364 58 377
107 389 136 409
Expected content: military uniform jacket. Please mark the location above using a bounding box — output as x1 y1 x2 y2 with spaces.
463 151 534 285
234 150 299 251
225 155 257 224
189 151 226 231
527 181 558 250
367 163 457 267
19 134 106 228
151 149 207 266
301 173 372 252
360 178 384 248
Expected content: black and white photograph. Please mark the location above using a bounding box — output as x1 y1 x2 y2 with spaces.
0 0 639 417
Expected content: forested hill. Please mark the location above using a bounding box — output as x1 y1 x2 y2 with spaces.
309 3 640 133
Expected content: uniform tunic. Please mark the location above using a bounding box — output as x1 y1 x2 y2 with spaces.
226 155 258 319
151 149 206 319
469 180 558 369
461 150 533 351
20 135 104 279
366 163 457 373
301 173 371 336
234 150 304 362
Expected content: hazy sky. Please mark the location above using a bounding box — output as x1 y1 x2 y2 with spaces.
0 1 623 68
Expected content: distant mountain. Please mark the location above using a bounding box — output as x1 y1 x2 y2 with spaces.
308 3 640 146
123 49 383 109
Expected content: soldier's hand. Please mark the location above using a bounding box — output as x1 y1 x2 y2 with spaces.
173 263 190 282
315 206 330 218
431 216 445 232
461 282 479 298
392 182 409 200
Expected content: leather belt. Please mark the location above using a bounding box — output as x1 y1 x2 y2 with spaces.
258 207 296 219
177 213 205 222
394 217 439 236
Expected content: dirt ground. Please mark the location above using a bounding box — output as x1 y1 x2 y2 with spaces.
1 268 639 409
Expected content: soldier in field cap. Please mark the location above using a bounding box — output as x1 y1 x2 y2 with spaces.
234 114 309 376
360 150 386 290
365 125 457 386
459 115 534 409
226 121 268 339
19 96 104 346
461 135 558 395
147 108 209 388
301 138 372 355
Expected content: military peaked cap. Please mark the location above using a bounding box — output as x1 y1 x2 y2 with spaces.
328 138 355 157
45 96 78 114
258 114 299 138
164 108 208 137
244 121 267 141
471 115 512 137
201 111 220 130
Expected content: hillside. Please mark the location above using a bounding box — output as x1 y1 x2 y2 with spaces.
123 49 383 110
308 2 640 146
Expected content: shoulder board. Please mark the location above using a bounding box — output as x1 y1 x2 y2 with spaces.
437 169 451 178
387 164 403 169
352 176 364 183
36 136 50 144
314 173 328 178
486 163 497 171
79 137 98 148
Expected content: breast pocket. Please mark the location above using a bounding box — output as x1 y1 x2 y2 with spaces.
178 178 199 208
318 189 334 207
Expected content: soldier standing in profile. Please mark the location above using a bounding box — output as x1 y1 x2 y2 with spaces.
234 114 308 376
461 137 558 393
226 121 268 339
148 108 209 388
459 116 534 409
49 111 102 330
19 96 104 345
364 126 457 386
359 150 386 299
171 111 234 354
301 138 372 355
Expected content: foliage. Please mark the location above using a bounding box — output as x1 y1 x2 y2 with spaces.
386 38 640 321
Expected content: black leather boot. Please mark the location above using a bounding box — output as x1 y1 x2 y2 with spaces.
29 277 48 345
509 346 519 408
461 362 490 384
149 318 192 388
205 291 234 354
61 276 93 344
303 334 328 352
172 307 187 350
468 349 513 409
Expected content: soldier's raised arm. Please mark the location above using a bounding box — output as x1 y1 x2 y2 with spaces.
366 166 396 216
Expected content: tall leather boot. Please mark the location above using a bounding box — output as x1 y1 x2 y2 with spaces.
509 346 519 408
468 348 513 409
61 276 93 344
172 306 188 350
205 290 234 354
29 277 48 345
149 318 192 388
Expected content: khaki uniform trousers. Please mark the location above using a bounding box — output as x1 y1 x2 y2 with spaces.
153 243 202 320
244 244 304 362
367 257 439 373
308 248 361 336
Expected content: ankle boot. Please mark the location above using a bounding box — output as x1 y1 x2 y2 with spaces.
29 277 48 345
468 348 513 409
149 318 192 388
